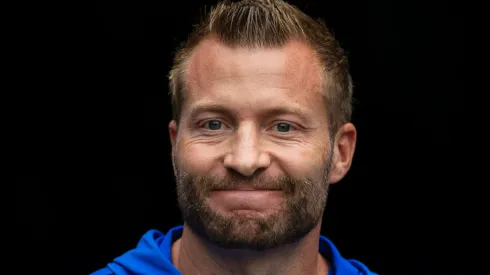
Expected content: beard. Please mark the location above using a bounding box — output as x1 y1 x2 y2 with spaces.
174 153 332 251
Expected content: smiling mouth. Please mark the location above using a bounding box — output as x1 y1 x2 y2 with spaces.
212 186 281 191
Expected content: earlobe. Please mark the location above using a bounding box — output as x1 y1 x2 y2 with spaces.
328 123 357 184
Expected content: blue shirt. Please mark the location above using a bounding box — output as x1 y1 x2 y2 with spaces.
91 225 377 275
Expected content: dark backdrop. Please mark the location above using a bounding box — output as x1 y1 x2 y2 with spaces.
15 0 463 274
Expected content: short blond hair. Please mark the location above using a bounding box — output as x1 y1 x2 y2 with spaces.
169 0 353 135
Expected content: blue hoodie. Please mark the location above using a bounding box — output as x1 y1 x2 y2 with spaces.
91 225 377 275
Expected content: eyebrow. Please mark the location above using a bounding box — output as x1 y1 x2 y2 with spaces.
188 102 312 122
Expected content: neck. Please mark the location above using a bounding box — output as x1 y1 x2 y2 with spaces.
171 223 329 275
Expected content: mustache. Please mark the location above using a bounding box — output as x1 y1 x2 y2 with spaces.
177 172 300 194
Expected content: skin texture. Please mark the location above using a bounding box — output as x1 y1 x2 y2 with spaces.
168 37 357 275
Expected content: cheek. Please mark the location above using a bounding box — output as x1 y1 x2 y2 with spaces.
178 142 220 172
273 144 327 179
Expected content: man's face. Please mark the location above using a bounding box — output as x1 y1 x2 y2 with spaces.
169 38 335 250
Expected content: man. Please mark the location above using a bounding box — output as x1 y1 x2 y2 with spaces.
92 0 377 274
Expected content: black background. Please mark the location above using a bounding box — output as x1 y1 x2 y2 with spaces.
15 0 464 274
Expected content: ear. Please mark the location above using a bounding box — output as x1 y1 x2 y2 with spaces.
169 120 178 176
169 120 178 147
328 122 357 184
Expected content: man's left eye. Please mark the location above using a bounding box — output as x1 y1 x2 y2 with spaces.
274 123 292 132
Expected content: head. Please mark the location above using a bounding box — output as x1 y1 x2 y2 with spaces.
168 0 356 251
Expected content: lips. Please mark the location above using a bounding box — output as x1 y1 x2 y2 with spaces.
213 185 281 191
207 188 284 213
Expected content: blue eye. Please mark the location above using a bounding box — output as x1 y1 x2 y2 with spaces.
203 120 222 130
275 123 291 132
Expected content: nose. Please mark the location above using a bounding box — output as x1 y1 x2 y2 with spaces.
223 125 271 177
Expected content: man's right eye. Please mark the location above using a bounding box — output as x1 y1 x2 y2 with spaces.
202 120 223 130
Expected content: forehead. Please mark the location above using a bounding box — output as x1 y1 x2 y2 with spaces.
181 37 325 118
185 37 323 89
